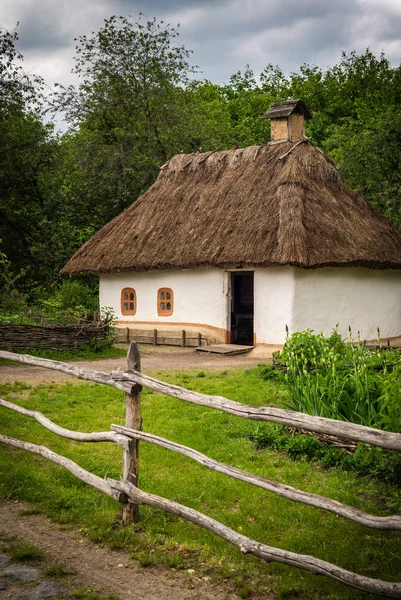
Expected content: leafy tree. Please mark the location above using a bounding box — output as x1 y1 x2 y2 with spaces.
52 15 211 227
0 25 42 111
329 108 401 227
0 27 63 296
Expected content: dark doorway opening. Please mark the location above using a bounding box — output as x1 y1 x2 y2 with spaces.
230 272 254 346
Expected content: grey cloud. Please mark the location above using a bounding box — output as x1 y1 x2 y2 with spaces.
1 0 401 95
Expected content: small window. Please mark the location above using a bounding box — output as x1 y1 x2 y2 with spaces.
158 288 173 316
121 288 136 316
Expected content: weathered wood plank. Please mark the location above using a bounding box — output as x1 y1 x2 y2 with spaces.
110 480 401 598
0 398 129 450
3 393 396 530
196 344 253 355
110 370 401 451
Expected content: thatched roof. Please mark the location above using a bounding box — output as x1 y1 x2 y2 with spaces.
61 139 401 275
263 99 311 120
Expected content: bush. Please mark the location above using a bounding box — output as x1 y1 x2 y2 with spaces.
0 279 99 325
263 329 401 432
52 280 98 313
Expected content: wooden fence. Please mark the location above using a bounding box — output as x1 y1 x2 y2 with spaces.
117 327 206 347
0 344 400 598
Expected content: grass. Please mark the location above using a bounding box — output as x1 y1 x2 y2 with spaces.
45 563 75 577
9 541 43 562
0 369 400 599
71 588 119 600
0 345 127 365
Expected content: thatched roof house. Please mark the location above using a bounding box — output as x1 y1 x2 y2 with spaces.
62 101 401 346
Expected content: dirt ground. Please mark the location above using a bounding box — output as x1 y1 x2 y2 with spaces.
0 501 243 600
0 344 274 386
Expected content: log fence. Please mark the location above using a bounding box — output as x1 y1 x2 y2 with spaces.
119 327 206 347
0 345 401 597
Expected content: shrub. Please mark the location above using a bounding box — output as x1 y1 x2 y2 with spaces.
265 329 401 432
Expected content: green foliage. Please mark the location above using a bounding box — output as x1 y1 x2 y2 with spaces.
51 15 211 233
249 423 401 484
0 27 65 294
9 542 43 562
45 563 75 577
0 26 43 111
0 279 99 325
51 280 98 313
19 343 126 362
268 330 401 432
329 107 401 227
71 588 118 600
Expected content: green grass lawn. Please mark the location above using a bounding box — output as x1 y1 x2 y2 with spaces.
0 345 127 365
0 368 400 599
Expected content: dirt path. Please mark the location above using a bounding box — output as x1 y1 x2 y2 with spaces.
0 345 274 386
0 501 241 600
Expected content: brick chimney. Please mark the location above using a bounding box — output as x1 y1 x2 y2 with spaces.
263 100 311 143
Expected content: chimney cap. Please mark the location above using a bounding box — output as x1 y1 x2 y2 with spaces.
262 99 311 121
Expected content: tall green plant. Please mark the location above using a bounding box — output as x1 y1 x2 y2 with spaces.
272 329 400 432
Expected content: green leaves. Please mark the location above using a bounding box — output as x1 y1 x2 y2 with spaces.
273 329 401 432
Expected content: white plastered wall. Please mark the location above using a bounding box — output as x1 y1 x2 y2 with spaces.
254 267 295 344
100 266 401 346
100 268 228 334
292 267 401 341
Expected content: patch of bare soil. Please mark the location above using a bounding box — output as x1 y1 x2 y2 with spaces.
0 501 242 600
0 345 274 386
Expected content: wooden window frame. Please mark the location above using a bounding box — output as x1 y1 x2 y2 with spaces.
157 288 174 316
121 288 137 316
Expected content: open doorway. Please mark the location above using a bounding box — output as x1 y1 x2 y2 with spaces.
230 272 254 346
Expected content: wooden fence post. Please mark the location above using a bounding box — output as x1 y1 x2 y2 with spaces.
122 342 142 524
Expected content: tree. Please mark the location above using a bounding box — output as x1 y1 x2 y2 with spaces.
0 25 42 112
0 27 63 295
329 108 401 228
52 15 210 228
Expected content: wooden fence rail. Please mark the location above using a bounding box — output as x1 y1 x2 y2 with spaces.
1 349 400 451
0 346 401 597
120 327 205 347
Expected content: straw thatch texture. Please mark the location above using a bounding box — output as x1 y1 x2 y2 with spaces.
61 140 401 275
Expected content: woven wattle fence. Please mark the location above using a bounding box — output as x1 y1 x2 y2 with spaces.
0 322 108 352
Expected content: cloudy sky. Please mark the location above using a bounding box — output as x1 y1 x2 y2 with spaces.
2 0 401 94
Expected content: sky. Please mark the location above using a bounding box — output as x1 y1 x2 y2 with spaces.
2 0 401 97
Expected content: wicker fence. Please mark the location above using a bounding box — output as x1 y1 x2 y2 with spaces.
0 321 108 352
0 344 400 598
